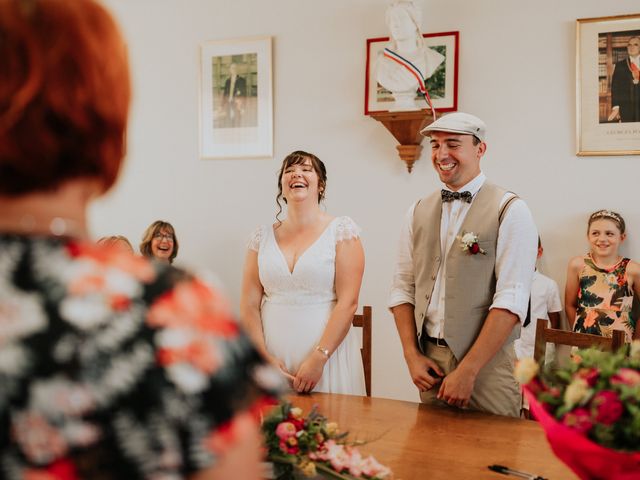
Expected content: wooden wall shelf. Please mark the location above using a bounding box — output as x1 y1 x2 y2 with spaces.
369 109 434 172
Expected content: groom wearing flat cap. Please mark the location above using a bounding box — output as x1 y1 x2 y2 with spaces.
389 112 537 417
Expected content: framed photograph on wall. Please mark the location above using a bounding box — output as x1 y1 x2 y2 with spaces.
364 31 458 115
199 36 272 158
577 14 640 155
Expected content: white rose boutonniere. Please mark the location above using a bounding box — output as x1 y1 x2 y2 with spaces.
458 231 486 255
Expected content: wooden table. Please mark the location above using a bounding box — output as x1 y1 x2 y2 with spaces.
289 393 577 480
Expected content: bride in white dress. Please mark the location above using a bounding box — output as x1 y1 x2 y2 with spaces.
240 151 366 395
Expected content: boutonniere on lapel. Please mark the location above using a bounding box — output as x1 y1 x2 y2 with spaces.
458 231 486 255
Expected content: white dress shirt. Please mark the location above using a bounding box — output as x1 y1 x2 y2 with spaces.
514 270 562 359
388 173 538 339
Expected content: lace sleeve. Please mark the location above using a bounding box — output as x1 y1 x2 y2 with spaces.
334 216 362 243
246 226 264 252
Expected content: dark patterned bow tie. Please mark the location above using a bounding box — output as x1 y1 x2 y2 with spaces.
441 189 472 203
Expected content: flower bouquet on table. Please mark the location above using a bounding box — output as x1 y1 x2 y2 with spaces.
262 401 392 480
515 341 640 480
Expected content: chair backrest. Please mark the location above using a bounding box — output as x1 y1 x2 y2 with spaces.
533 319 626 363
352 306 372 397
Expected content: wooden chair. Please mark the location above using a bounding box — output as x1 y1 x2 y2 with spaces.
533 319 626 363
352 306 372 397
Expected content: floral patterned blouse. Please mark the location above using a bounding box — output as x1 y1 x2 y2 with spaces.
0 234 280 479
573 254 635 342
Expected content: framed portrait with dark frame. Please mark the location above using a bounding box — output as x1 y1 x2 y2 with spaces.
364 31 459 115
576 14 640 156
199 36 272 159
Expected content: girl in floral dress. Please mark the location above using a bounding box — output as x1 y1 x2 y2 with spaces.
565 210 640 342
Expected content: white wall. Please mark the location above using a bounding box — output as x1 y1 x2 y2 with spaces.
95 0 640 402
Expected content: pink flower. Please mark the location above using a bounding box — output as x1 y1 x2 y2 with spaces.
275 421 297 441
561 407 593 435
576 368 600 387
278 439 299 455
320 440 351 473
591 390 624 425
347 448 363 477
360 455 393 478
610 368 640 387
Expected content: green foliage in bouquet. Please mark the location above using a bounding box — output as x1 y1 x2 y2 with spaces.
516 341 640 451
262 402 391 480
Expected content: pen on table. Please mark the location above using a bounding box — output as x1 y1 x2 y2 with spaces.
488 464 548 480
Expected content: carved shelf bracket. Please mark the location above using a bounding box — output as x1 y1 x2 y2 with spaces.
369 109 434 173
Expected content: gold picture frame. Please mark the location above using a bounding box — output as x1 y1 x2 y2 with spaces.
576 14 640 156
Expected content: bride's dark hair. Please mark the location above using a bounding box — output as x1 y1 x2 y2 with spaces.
275 150 327 225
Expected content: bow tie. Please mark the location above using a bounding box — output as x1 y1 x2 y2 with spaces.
441 189 472 203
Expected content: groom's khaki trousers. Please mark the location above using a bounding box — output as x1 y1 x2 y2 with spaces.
418 339 521 418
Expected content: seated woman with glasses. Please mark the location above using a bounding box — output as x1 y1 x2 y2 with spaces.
140 220 179 263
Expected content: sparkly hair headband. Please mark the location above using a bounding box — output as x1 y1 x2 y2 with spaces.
589 210 623 224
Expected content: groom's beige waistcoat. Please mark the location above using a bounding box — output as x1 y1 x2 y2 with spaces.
412 182 520 360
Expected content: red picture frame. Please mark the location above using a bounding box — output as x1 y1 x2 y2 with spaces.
364 31 459 115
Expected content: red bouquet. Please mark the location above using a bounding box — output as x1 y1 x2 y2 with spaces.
516 341 640 480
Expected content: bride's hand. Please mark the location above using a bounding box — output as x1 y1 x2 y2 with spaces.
293 351 327 393
266 354 295 382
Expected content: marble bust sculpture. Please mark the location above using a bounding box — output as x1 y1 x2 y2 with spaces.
376 0 445 111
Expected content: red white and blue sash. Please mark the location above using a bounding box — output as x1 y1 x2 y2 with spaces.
383 47 437 119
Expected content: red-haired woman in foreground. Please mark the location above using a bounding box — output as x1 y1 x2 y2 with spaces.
0 1 277 478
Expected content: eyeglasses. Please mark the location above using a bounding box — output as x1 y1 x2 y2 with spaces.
153 233 174 241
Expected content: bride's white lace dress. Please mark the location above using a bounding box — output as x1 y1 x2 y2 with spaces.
248 216 366 395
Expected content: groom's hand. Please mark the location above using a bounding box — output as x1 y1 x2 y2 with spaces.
405 351 443 392
437 364 477 408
